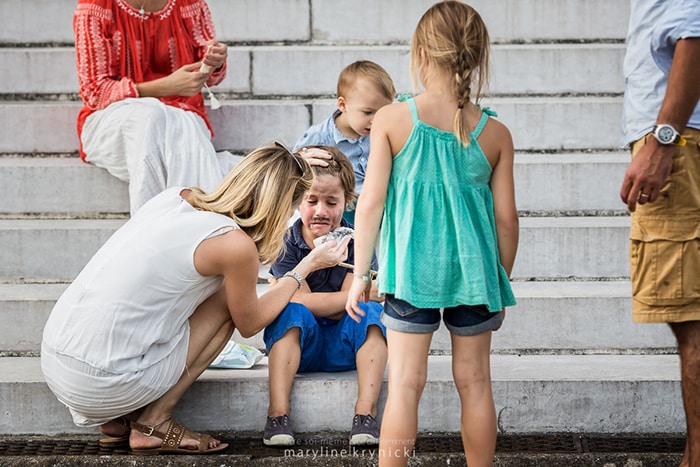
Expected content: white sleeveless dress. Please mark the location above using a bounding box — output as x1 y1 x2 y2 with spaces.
41 187 238 426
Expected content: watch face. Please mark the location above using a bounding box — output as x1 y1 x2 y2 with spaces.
657 126 675 143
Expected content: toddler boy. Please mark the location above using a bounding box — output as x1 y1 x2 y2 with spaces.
294 61 395 223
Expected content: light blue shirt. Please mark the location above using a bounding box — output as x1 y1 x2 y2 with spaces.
620 0 700 148
294 110 370 193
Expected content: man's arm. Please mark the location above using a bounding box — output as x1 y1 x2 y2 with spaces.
620 37 700 212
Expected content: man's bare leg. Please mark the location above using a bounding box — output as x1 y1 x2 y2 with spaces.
670 320 700 467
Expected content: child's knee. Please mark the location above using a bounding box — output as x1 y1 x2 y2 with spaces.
452 367 491 395
392 368 427 395
277 326 301 344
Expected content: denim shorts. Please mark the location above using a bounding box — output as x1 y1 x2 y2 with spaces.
381 294 502 336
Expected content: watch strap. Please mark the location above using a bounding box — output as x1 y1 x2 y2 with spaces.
653 124 687 146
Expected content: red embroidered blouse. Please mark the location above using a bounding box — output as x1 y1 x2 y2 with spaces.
74 0 226 160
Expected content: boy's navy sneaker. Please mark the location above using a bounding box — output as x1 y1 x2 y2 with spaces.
263 414 295 446
349 413 380 446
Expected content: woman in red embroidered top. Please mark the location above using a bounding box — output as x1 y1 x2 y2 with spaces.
74 0 235 214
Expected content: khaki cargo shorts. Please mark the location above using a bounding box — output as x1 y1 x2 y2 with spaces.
629 127 700 323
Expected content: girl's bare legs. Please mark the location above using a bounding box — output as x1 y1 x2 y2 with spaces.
355 325 388 417
378 329 432 467
129 287 234 450
267 327 301 417
451 330 496 467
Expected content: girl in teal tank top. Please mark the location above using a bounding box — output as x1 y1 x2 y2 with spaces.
345 2 519 465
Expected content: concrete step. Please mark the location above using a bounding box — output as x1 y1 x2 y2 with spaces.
516 152 629 213
1 44 624 96
0 100 310 155
308 0 630 43
0 283 269 355
0 0 629 45
1 281 674 354
0 97 623 154
244 44 624 96
0 216 630 281
0 157 129 215
0 354 682 435
513 216 631 279
0 152 629 215
0 218 126 282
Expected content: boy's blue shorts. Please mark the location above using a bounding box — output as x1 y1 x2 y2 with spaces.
263 301 385 373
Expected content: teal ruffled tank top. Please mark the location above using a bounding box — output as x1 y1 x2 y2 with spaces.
378 97 516 311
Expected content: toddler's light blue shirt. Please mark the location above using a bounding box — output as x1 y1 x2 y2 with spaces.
294 110 370 193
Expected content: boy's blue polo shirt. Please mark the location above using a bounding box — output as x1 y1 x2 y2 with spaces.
270 218 355 291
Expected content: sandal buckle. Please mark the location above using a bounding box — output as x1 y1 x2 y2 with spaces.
142 426 154 437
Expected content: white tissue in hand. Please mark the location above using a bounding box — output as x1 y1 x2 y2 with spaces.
313 226 354 248
200 63 211 74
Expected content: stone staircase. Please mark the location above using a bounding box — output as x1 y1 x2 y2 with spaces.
0 0 685 441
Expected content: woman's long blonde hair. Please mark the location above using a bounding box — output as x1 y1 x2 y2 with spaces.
410 1 490 145
187 144 312 263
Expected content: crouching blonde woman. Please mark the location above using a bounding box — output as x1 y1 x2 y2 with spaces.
41 143 351 455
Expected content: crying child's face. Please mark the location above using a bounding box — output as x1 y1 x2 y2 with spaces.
299 174 347 246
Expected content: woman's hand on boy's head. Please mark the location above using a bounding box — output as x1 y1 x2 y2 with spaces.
298 147 332 167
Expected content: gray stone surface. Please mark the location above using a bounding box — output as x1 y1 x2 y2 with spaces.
0 0 630 45
311 0 630 43
0 219 125 281
0 158 129 214
311 97 624 151
0 98 624 154
513 217 631 278
1 44 624 96
1 281 676 354
0 217 630 281
0 152 628 214
0 355 683 435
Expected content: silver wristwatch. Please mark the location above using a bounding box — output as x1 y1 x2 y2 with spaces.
652 124 686 146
